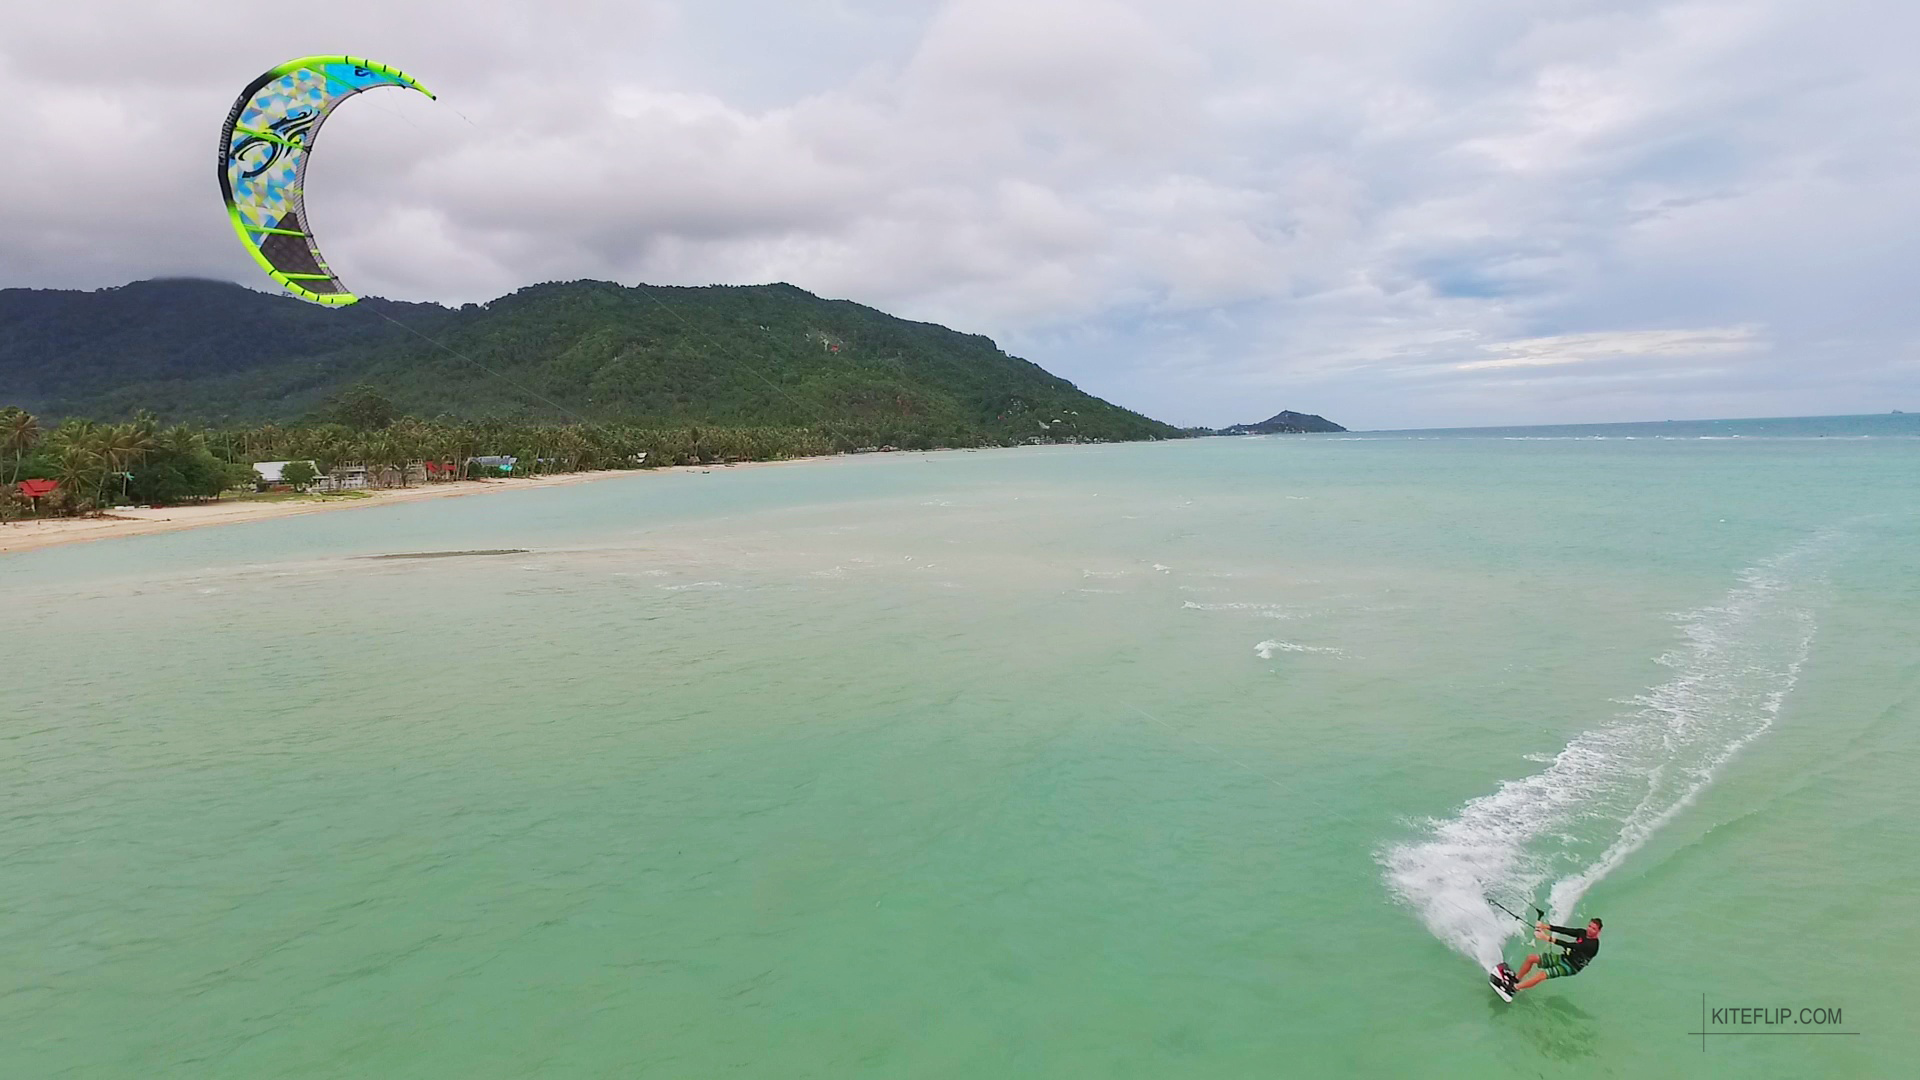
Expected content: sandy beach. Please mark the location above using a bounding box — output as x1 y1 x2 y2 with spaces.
0 457 844 557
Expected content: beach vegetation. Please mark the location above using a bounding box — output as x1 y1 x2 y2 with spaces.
1 414 254 515
2 406 39 483
280 460 318 490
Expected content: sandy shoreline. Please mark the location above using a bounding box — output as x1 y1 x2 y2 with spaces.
0 455 846 557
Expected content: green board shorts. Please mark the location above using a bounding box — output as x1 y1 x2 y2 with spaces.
1539 952 1579 979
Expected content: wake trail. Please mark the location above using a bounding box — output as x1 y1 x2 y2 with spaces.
1379 532 1837 968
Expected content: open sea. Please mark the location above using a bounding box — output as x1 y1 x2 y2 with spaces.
3 414 1916 1077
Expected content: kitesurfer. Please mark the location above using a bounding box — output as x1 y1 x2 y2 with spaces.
1503 918 1601 993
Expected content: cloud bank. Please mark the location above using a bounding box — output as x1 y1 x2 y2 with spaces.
2 0 1916 426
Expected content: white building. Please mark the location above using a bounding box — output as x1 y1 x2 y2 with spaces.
252 460 326 491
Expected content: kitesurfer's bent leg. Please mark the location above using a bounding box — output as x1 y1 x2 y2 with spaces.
1516 954 1542 979
1514 952 1575 992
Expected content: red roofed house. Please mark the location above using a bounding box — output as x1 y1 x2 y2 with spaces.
18 478 57 510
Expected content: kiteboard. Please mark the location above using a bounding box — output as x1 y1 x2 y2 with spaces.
1489 963 1516 1002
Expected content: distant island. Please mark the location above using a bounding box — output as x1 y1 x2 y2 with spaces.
1187 410 1347 436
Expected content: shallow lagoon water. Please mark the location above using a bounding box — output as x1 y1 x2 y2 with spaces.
4 419 1916 1076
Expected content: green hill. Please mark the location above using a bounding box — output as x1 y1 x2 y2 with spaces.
1220 410 1346 434
0 278 1175 443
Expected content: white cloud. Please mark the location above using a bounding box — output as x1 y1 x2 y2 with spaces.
1 0 1917 428
1455 326 1763 371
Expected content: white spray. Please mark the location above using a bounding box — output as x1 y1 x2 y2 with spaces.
1380 534 1834 968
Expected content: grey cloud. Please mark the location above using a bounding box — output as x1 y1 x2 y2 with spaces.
3 0 1917 428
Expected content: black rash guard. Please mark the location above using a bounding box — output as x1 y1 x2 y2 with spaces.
1547 924 1600 971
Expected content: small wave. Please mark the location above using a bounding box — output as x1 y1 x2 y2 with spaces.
1184 601 1299 619
659 581 728 592
1255 639 1345 659
365 549 529 560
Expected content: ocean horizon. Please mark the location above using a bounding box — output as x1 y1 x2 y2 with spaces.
1362 411 1918 438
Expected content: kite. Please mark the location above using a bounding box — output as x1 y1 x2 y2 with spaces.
218 55 434 305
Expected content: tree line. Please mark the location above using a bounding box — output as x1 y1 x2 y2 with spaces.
1 387 1110 520
2 406 256 518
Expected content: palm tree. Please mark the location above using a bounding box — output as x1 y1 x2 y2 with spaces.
383 420 427 487
54 444 105 514
99 422 156 504
158 424 203 457
308 430 348 482
419 423 459 482
362 432 405 488
1 407 39 483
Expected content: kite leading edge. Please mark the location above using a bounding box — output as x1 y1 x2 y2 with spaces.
218 55 434 305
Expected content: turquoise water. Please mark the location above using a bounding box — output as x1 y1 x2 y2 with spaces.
4 416 1916 1076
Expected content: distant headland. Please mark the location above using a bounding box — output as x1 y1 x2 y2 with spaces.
1186 410 1348 436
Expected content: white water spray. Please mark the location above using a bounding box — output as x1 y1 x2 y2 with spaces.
1380 535 1834 968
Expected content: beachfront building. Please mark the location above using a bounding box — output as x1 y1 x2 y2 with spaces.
367 463 429 488
288 463 443 491
252 460 322 492
467 455 518 475
252 462 399 492
16 478 58 512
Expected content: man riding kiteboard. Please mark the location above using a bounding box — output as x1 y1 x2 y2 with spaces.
1491 918 1600 999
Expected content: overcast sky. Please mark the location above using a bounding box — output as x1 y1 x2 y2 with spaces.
4 0 1917 428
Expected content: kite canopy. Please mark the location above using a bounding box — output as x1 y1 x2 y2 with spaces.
218 55 433 305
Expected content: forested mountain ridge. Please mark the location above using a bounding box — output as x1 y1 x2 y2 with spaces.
0 278 1176 443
